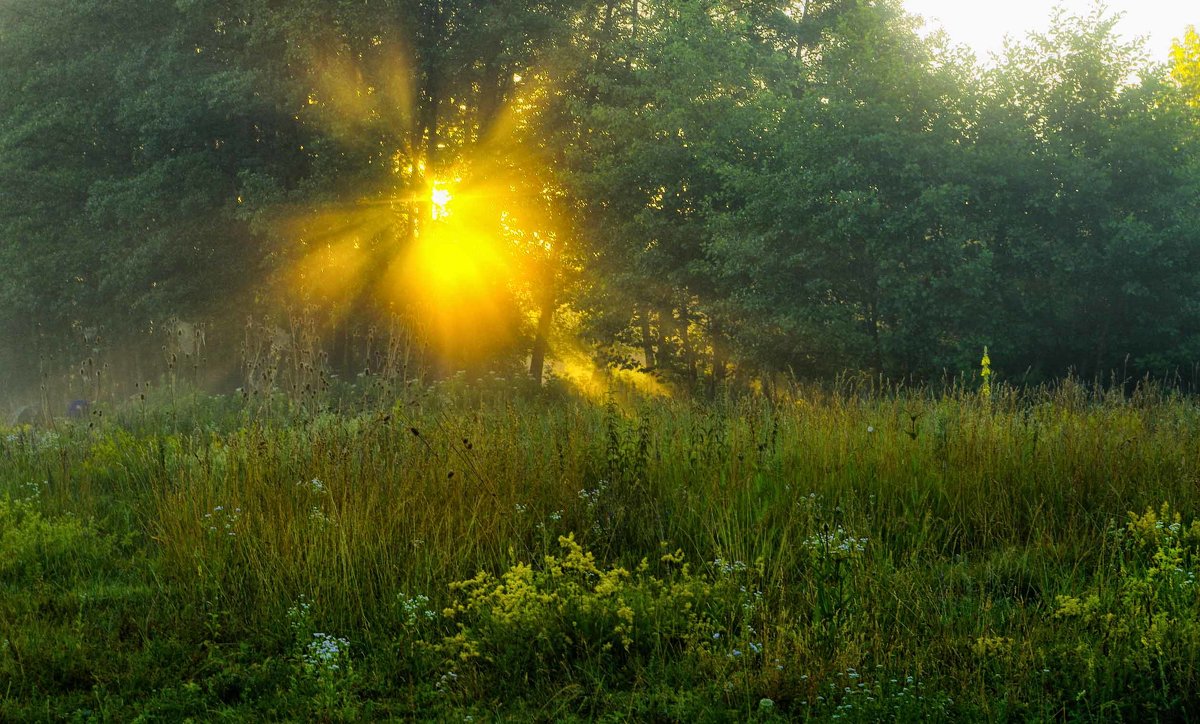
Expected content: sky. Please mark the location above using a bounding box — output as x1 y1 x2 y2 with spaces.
902 0 1196 64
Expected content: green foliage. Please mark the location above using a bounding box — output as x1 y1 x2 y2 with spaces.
973 10 1200 379
2 1 1199 390
1172 26 1200 107
4 0 1200 715
1044 505 1200 717
2 381 1200 717
286 596 360 719
0 494 162 716
437 535 714 691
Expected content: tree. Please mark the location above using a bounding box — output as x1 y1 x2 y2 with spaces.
0 0 589 388
974 9 1200 379
700 0 987 377
3 0 1199 395
1171 25 1200 107
552 0 840 384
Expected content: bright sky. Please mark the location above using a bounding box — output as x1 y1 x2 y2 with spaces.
902 1 1196 64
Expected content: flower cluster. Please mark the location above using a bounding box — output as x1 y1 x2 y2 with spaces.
805 669 936 719
804 526 868 560
577 480 609 507
16 480 43 502
438 533 729 686
534 509 564 530
398 592 437 626
710 557 749 576
299 477 327 494
287 596 312 635
203 505 241 536
303 632 350 675
578 480 611 537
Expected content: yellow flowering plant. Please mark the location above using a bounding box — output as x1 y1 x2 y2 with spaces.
435 534 760 691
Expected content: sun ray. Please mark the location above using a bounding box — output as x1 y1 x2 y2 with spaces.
271 29 572 375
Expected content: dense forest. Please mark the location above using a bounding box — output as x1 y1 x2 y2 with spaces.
2 1 1199 404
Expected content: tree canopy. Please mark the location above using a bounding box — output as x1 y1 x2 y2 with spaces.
1 0 1198 397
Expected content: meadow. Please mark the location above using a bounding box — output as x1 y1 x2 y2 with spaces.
2 375 1200 721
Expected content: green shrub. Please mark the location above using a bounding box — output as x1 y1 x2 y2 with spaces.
1047 504 1200 717
435 534 762 697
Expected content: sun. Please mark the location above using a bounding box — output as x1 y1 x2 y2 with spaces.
430 184 452 220
277 34 559 370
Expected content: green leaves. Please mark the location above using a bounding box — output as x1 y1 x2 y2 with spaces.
1 0 1198 388
1170 26 1200 107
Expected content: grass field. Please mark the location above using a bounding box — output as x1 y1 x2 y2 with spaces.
2 376 1199 721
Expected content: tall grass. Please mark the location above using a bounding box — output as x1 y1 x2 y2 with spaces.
2 377 1200 719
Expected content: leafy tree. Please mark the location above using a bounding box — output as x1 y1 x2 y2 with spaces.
976 8 1200 379
555 0 852 383
0 0 308 393
1171 25 1200 107
246 0 587 373
700 0 987 377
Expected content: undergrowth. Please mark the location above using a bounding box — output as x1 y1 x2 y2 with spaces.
2 378 1199 720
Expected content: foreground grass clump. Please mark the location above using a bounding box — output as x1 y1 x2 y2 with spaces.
2 379 1200 719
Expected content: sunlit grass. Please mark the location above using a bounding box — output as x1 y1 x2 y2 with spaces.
3 379 1200 718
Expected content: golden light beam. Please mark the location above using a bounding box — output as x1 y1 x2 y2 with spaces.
271 29 576 372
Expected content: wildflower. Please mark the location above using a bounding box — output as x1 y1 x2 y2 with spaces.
803 526 868 559
980 346 993 399
436 669 459 692
303 632 350 673
204 505 241 536
398 593 435 625
710 558 748 575
299 477 326 494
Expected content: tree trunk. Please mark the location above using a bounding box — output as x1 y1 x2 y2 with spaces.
709 319 727 395
678 304 696 382
639 307 656 370
529 292 555 384
419 1 444 175
1094 308 1111 383
476 55 510 141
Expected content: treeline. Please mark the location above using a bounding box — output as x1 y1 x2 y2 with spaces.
1 0 1199 398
